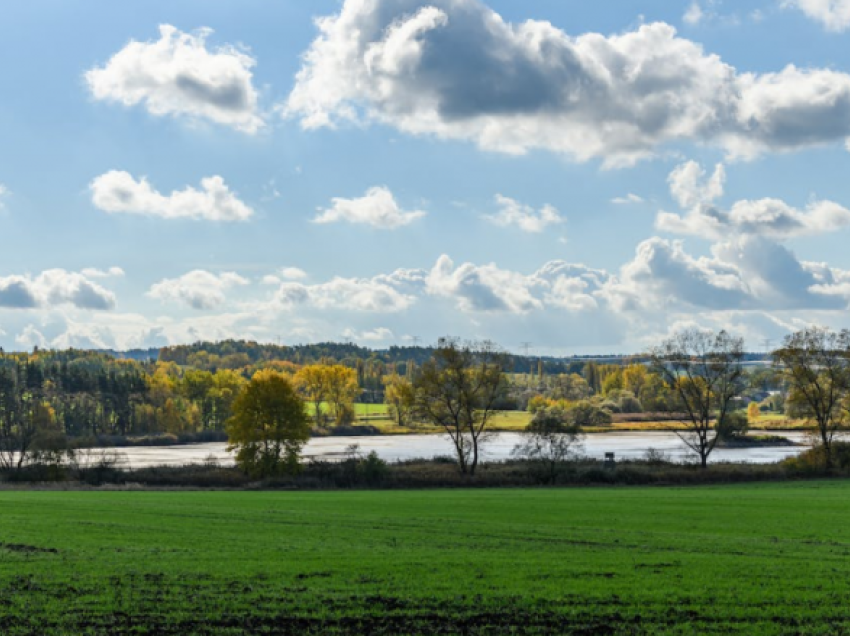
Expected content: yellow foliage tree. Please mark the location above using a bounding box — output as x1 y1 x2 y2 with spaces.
226 370 311 477
747 401 761 422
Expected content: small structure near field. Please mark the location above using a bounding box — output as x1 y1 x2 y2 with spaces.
604 452 616 469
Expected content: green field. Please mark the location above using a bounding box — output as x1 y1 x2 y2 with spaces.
2 483 850 634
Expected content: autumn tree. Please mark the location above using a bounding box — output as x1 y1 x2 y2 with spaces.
413 338 507 475
747 401 761 422
294 365 331 426
323 365 360 426
226 370 311 477
773 327 850 467
384 374 416 427
649 329 745 468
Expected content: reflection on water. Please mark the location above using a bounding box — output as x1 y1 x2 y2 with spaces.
109 431 811 469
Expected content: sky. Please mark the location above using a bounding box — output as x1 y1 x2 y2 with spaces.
2 0 850 355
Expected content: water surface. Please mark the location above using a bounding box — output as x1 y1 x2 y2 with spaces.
107 431 811 469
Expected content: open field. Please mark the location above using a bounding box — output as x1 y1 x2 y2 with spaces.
2 483 850 634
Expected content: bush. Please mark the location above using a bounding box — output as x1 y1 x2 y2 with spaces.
717 412 749 440
358 451 389 486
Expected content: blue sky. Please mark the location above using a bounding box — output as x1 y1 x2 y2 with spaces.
2 0 850 354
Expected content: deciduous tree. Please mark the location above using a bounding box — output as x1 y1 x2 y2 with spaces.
773 327 850 467
649 329 745 468
413 338 507 475
226 370 311 477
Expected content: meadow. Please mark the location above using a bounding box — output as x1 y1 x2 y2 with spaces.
2 482 850 634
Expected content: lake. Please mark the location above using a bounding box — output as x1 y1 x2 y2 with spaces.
104 431 812 469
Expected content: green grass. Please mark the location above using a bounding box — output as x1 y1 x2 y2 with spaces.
2 483 850 633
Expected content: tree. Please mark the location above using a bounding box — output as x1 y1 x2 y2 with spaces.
413 338 507 475
622 364 649 396
384 375 416 427
773 327 850 467
294 365 331 426
0 363 52 471
512 406 583 483
717 411 748 441
565 401 612 427
226 370 311 477
323 365 360 426
747 401 761 422
649 329 745 468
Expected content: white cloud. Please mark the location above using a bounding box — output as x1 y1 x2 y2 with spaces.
285 0 850 165
313 186 425 229
342 327 395 342
603 237 752 312
148 270 249 310
15 325 47 349
657 161 850 240
484 195 564 233
0 184 8 210
90 171 253 221
426 255 543 313
684 2 705 24
611 194 645 205
668 161 726 209
272 275 416 313
81 267 125 279
0 270 116 310
261 267 308 286
785 0 850 31
86 25 263 133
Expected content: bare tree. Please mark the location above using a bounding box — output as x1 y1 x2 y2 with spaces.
773 327 850 467
413 338 507 475
649 329 745 468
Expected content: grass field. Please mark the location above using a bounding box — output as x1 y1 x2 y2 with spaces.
355 409 809 435
2 483 850 634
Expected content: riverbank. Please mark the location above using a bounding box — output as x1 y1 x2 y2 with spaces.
0 444 841 490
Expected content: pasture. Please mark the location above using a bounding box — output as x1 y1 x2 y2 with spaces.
1 482 849 633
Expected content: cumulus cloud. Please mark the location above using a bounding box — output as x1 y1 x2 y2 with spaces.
261 267 308 285
426 255 543 313
285 0 850 165
86 25 263 133
90 171 254 221
603 237 752 311
786 0 850 31
0 270 116 310
484 195 564 233
0 184 8 210
148 270 249 310
657 160 850 240
272 275 416 312
668 161 726 209
313 187 425 229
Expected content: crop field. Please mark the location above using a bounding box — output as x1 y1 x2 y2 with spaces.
2 483 850 634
